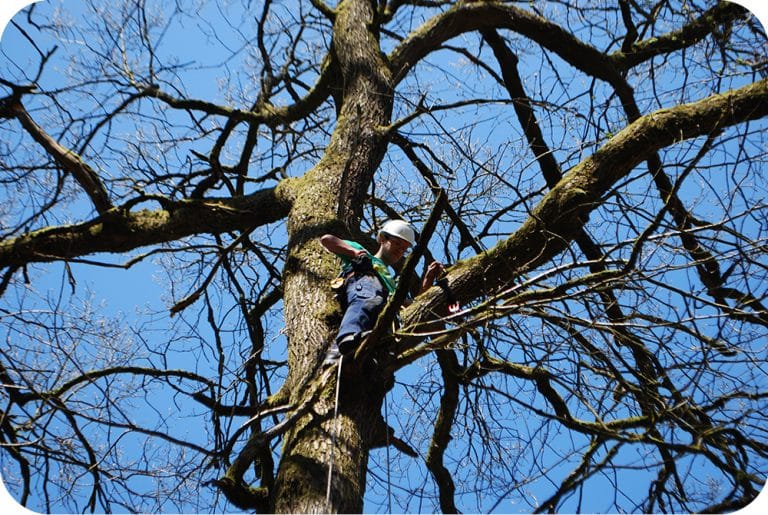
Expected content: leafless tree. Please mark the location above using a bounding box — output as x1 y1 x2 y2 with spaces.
1 0 767 512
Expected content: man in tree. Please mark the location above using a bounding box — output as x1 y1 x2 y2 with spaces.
2 0 768 512
320 219 444 363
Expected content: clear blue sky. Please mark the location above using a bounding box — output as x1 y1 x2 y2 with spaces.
1 1 768 514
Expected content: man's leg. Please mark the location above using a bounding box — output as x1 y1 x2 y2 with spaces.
335 275 386 354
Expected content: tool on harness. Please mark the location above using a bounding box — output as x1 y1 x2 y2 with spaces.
329 254 378 293
436 276 461 315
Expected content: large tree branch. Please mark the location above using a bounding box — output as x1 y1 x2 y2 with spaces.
610 2 750 71
390 1 748 92
390 1 622 86
479 32 748 505
1 96 112 214
425 350 460 514
140 51 335 128
0 185 293 268
401 78 768 328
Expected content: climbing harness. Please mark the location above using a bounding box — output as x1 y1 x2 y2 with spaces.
325 355 344 510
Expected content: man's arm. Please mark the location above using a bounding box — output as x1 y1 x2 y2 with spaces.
419 261 445 294
421 261 461 314
319 234 367 259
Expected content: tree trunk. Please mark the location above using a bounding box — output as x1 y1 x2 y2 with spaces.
272 0 395 512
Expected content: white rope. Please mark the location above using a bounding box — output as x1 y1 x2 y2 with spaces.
326 356 343 511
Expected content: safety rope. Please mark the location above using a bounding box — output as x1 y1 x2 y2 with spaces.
326 357 396 512
326 356 343 510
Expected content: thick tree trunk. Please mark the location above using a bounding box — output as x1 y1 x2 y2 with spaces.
272 0 395 512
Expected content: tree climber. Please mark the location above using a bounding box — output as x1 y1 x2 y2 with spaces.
320 219 445 364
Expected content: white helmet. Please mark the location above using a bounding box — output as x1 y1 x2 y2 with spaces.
379 219 416 246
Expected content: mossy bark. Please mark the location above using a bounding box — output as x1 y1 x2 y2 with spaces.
271 0 395 512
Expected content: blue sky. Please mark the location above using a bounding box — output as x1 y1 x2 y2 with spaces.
1 0 768 513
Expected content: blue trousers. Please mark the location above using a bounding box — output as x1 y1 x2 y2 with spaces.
336 274 388 343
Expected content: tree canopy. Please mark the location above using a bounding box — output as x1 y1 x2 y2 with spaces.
1 0 767 513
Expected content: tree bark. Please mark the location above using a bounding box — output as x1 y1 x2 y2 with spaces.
272 0 395 512
0 187 291 268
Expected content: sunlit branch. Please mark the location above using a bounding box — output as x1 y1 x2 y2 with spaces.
390 1 622 86
610 2 749 70
0 187 291 268
402 78 768 329
1 95 112 214
139 51 334 128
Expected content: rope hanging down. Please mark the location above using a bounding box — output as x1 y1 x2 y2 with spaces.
326 189 448 510
325 355 344 510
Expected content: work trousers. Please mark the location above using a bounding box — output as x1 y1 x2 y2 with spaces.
336 274 388 343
